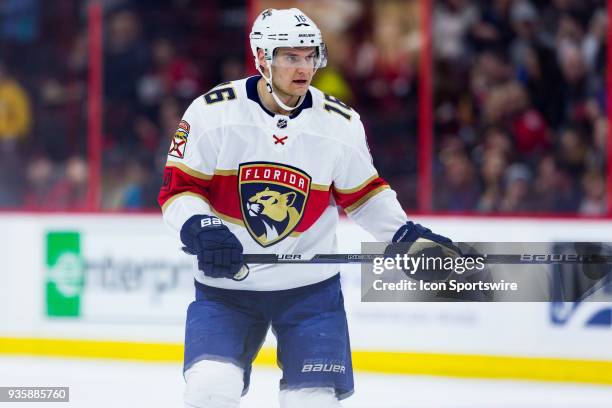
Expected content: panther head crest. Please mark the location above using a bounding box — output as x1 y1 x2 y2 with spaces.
246 187 300 243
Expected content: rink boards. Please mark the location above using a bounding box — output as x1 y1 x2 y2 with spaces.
0 213 611 384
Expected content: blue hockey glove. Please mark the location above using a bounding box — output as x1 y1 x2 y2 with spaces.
392 221 454 246
180 215 248 280
385 221 461 281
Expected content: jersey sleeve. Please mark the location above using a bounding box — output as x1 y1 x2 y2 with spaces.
157 97 217 236
332 119 408 241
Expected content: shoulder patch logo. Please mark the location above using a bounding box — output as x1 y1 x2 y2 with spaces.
178 120 190 132
168 120 190 159
239 162 311 247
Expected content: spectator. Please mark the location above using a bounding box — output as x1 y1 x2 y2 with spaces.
506 81 550 158
118 160 147 209
535 155 582 212
0 62 32 148
436 139 481 211
582 8 607 73
104 10 149 146
579 170 606 215
354 5 416 113
23 155 57 209
104 10 148 103
433 0 478 62
587 116 607 172
477 149 507 212
499 163 534 212
509 0 541 67
469 0 514 53
558 43 592 126
557 126 588 178
50 156 88 209
532 155 559 211
138 38 201 107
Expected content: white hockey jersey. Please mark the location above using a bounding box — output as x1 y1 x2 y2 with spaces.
159 76 408 290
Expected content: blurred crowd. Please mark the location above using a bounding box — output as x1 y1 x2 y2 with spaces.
0 0 421 210
0 0 608 215
0 0 246 209
433 0 608 214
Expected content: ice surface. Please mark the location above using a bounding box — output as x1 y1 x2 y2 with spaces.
1 356 611 407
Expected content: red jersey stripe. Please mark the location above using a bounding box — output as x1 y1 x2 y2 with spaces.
332 177 389 212
159 166 332 232
158 165 212 211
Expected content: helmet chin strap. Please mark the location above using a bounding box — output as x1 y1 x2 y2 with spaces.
258 63 305 113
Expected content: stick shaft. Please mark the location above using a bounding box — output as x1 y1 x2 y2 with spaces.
243 253 612 265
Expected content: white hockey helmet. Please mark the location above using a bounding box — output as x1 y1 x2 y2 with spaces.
249 8 328 72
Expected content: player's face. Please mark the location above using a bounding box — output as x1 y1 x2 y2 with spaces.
270 47 317 97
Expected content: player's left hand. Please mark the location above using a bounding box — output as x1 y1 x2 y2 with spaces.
385 221 461 281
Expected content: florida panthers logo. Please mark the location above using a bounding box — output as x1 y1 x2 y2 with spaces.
239 162 310 247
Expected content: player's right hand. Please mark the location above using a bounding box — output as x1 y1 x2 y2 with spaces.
180 215 247 280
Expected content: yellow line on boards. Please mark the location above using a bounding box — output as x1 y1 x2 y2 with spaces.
1 337 611 385
0 337 183 362
351 350 612 385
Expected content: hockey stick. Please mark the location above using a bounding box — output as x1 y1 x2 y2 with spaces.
243 253 612 265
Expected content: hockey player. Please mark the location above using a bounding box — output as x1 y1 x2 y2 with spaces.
158 8 455 408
